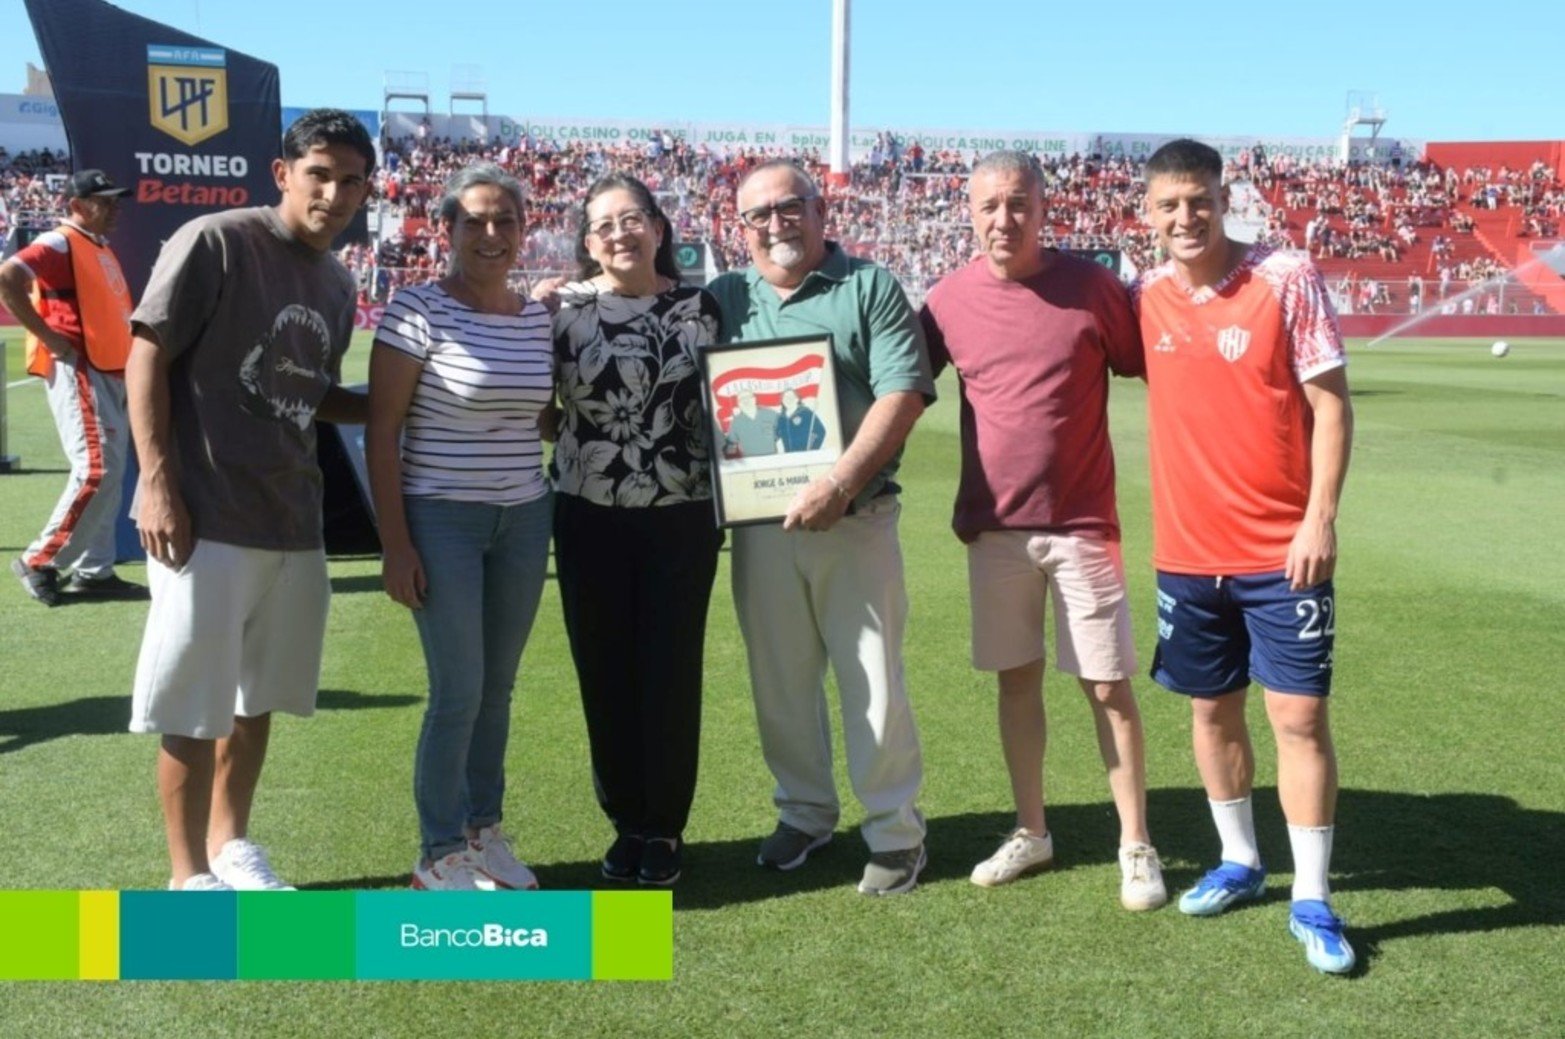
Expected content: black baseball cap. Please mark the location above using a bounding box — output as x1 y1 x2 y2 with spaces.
65 169 131 199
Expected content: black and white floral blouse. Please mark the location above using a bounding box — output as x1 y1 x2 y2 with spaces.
551 282 723 507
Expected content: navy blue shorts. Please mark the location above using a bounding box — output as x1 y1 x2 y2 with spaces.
1151 571 1336 697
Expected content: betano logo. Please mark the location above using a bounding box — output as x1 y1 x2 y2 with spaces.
400 922 550 949
146 44 229 147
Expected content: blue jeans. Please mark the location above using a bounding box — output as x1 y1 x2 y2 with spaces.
406 493 552 860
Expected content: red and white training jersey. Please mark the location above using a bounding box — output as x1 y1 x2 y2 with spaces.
1133 245 1345 574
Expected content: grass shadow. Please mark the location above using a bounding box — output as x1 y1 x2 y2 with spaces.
315 688 420 711
0 695 127 754
329 574 385 595
658 785 1563 968
1332 786 1564 943
302 874 413 891
0 690 418 753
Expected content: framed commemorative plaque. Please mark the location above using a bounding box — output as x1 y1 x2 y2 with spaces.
699 335 843 527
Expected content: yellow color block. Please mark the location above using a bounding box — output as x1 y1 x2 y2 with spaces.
78 891 120 980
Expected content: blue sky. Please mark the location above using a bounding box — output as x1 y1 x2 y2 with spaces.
5 0 1563 142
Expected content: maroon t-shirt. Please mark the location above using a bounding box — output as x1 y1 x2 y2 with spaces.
920 252 1144 543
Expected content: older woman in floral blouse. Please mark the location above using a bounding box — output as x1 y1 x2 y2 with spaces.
546 173 723 887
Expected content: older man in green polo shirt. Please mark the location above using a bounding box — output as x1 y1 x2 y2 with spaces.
707 160 936 896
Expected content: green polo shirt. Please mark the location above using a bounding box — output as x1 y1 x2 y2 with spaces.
708 243 936 505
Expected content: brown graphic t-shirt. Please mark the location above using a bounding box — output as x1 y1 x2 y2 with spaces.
133 207 356 550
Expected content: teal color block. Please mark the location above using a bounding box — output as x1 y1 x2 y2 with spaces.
354 891 592 980
120 891 237 980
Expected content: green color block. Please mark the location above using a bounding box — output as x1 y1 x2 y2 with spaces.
0 891 79 980
237 891 356 980
591 891 672 981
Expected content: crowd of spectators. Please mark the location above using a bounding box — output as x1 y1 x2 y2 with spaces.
4 133 1557 312
0 147 70 243
358 134 1168 300
358 135 1559 306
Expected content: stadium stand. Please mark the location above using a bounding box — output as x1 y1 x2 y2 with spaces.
0 145 69 248
5 129 1558 321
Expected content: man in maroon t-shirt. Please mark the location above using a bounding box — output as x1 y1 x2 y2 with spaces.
919 150 1165 911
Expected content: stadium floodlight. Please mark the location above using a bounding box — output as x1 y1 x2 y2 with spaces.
1340 90 1387 163
384 70 431 117
450 64 488 119
828 0 850 186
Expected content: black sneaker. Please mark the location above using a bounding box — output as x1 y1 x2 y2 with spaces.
601 834 645 882
12 557 59 607
638 837 683 887
60 571 149 600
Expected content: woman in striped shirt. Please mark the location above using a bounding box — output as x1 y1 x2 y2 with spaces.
366 163 554 892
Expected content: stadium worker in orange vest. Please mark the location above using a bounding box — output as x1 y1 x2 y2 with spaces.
0 169 146 606
1133 139 1356 974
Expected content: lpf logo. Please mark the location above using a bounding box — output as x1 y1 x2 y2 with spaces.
147 44 229 147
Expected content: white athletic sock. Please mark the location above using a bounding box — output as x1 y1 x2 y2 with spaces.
1209 797 1262 868
1288 824 1334 903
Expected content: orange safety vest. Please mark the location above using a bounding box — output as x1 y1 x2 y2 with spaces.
25 224 134 379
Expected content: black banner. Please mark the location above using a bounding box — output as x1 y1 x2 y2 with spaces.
23 0 281 300
1062 248 1123 275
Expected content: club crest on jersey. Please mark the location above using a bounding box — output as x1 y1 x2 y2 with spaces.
1216 325 1251 363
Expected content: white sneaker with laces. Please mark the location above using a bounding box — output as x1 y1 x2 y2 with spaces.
412 848 484 891
170 871 233 891
210 838 295 891
970 828 1054 887
468 824 540 890
1119 842 1169 911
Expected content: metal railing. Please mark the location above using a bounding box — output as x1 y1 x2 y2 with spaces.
1329 277 1557 316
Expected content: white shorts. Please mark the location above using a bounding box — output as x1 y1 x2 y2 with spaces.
130 540 330 739
967 530 1137 680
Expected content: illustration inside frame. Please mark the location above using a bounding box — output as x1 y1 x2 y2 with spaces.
701 334 843 526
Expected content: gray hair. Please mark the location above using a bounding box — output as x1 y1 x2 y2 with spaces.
971 150 1044 194
737 159 818 201
437 162 526 225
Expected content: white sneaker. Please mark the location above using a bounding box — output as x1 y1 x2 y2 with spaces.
210 838 295 891
468 824 540 891
970 828 1054 887
1119 842 1168 911
412 848 484 891
170 872 233 891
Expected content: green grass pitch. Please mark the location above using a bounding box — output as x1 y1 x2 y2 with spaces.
1 329 1561 1037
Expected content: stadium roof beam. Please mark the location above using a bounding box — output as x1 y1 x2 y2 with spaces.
383 70 431 117
449 64 488 119
1340 90 1387 163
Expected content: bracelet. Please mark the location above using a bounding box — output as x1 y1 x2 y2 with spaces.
825 474 852 501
